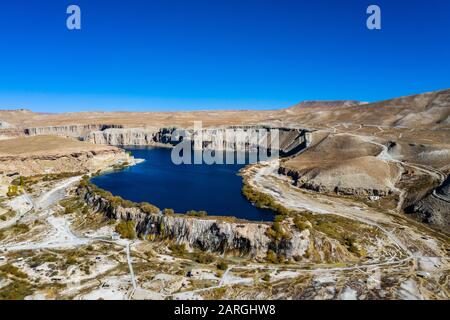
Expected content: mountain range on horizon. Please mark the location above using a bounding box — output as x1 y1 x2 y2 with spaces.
0 88 448 132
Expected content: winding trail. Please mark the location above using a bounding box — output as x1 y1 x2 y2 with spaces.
432 190 450 203
1 177 89 251
0 176 139 300
35 176 81 210
249 160 413 260
1 137 447 299
243 132 449 286
126 242 137 290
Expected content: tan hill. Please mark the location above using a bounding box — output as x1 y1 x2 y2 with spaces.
279 133 402 197
276 89 450 129
0 135 132 177
285 100 363 110
0 89 448 131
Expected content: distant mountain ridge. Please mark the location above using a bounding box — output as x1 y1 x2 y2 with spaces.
286 100 363 110
0 88 448 129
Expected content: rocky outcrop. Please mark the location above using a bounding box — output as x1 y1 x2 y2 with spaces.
278 157 400 197
86 127 176 146
0 135 136 177
410 195 450 232
0 121 15 129
0 148 133 177
276 133 405 198
407 176 450 233
25 124 123 138
80 186 310 259
286 100 363 111
0 128 26 140
86 126 308 155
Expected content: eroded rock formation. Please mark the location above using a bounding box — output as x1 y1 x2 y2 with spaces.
0 135 134 177
407 176 450 232
80 185 311 259
25 124 123 138
86 127 176 146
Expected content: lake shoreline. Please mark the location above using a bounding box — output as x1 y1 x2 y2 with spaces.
91 147 275 222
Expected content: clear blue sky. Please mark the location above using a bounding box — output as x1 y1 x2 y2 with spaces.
0 0 449 112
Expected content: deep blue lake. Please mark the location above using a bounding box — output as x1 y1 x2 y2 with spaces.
91 147 274 221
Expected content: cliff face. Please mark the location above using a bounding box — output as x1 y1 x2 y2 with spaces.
0 134 136 177
0 128 26 140
25 124 123 138
276 133 405 198
0 148 132 177
80 187 311 259
86 126 308 156
11 121 310 158
407 176 450 233
86 127 176 146
277 162 400 197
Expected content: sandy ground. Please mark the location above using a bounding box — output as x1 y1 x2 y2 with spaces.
0 135 119 157
0 92 449 299
1 89 448 131
241 159 449 298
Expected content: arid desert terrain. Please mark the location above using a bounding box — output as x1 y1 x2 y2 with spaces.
0 89 448 300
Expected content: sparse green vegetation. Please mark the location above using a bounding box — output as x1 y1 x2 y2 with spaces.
193 251 215 264
266 250 286 264
112 161 130 171
0 210 15 222
242 183 290 216
115 220 136 239
216 261 228 270
59 197 85 215
293 215 311 231
79 177 161 215
274 215 284 223
2 223 31 238
0 264 28 279
28 252 58 268
208 287 227 299
162 208 175 215
0 280 33 300
7 185 20 198
186 210 208 217
343 236 366 257
169 243 187 256
139 202 160 214
294 212 372 257
265 221 290 243
79 175 90 187
12 172 83 189
64 256 78 266
266 250 279 264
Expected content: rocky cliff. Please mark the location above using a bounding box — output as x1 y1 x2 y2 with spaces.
407 176 450 233
25 124 123 138
86 127 176 146
0 149 133 177
80 185 311 259
0 135 135 177
278 157 401 197
0 128 26 140
86 126 308 156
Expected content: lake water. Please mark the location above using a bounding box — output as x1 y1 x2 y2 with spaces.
91 147 274 221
